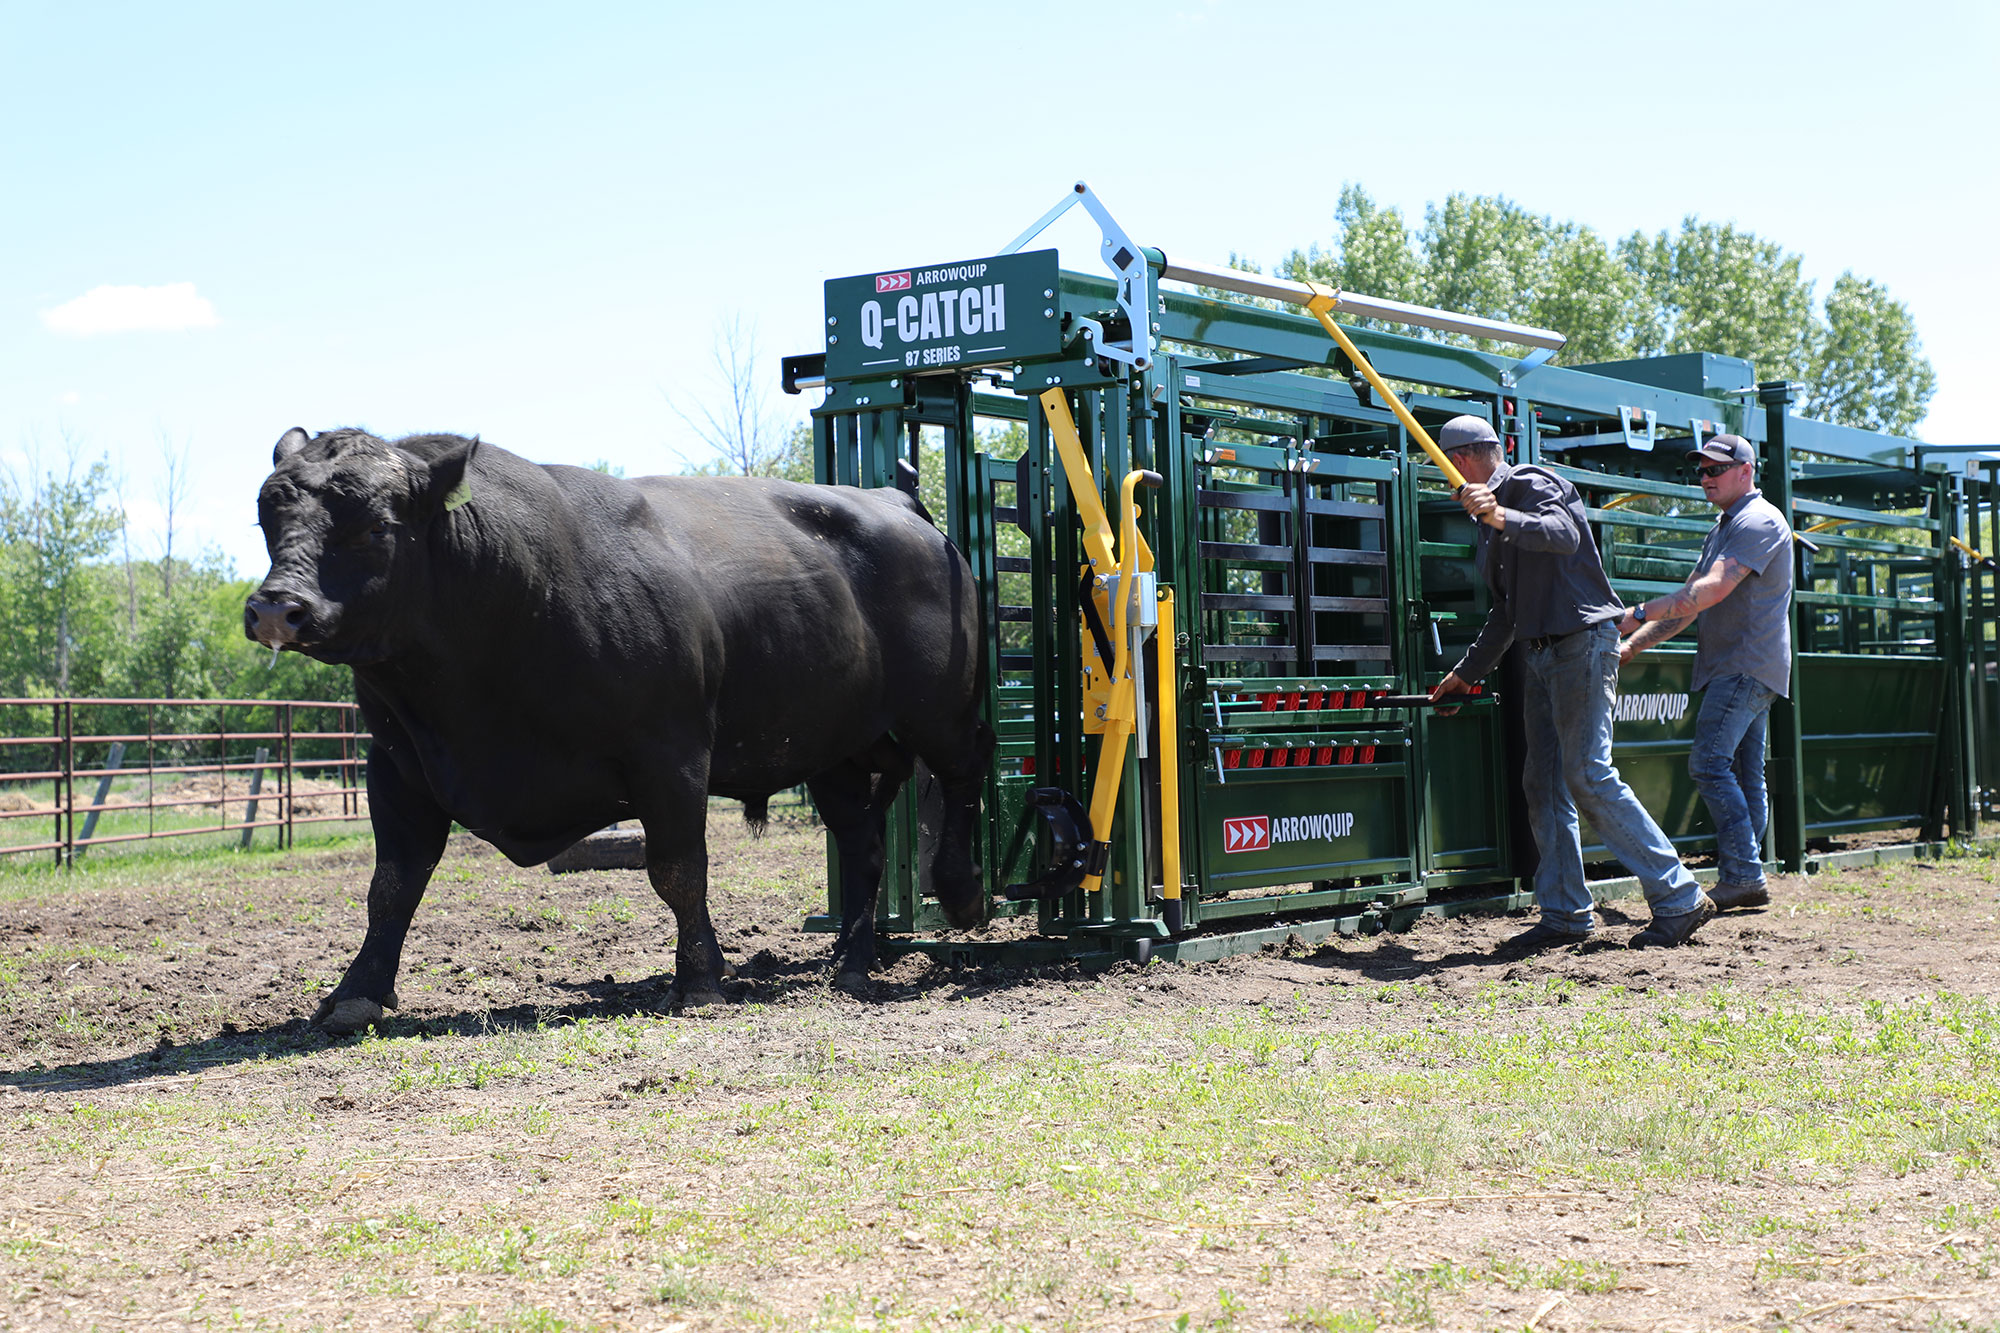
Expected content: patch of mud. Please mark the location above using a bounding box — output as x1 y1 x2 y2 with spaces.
2 811 1994 1062
2 815 1996 1331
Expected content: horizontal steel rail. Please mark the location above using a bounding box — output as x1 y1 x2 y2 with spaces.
1156 256 1569 351
0 697 371 864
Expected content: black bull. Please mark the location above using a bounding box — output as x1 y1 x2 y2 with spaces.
247 428 992 1033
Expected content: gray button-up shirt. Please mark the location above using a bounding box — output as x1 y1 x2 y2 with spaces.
1453 462 1625 683
1691 489 1794 697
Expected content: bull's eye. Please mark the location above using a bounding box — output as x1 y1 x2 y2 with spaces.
347 519 392 549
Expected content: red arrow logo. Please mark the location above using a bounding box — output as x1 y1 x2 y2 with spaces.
875 271 912 293
1222 816 1269 853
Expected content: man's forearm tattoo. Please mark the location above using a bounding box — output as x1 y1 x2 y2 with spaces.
1630 556 1749 652
1628 615 1691 651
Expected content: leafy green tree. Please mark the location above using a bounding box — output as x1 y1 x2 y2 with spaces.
0 436 355 713
1277 184 1422 331
1802 273 1937 434
1279 188 1637 363
1617 218 1816 378
0 447 123 693
1271 186 1936 433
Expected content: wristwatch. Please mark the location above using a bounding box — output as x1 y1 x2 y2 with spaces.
1633 602 1648 623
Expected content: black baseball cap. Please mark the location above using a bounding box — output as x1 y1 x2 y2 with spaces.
1687 434 1755 467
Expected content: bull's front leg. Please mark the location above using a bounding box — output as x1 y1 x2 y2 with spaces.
641 782 729 1010
314 749 450 1035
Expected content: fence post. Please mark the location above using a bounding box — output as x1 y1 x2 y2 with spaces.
77 740 127 852
241 746 271 850
282 703 294 850
59 701 73 867
49 703 61 867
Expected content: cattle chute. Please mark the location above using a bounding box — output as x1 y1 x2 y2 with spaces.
786 183 2000 965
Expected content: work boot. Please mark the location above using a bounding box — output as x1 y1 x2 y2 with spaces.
1708 880 1770 911
1497 921 1589 956
1630 893 1716 949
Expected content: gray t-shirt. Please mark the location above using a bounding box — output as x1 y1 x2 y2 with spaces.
1692 490 1793 697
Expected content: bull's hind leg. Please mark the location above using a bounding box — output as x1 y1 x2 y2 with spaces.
316 749 451 1034
808 750 913 991
640 783 731 1010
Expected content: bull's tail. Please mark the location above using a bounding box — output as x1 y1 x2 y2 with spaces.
742 794 770 838
895 459 935 526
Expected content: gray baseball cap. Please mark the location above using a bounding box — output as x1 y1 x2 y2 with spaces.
1439 415 1499 451
1687 433 1755 467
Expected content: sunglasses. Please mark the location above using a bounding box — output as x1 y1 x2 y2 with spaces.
1695 462 1743 479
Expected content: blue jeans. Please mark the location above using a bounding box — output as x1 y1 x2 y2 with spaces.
1689 673 1777 889
1518 622 1704 933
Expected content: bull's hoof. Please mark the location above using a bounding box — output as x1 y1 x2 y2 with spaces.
667 984 729 1011
934 875 987 929
314 998 381 1035
312 989 399 1035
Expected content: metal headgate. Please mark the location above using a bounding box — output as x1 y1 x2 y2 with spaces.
786 184 1997 961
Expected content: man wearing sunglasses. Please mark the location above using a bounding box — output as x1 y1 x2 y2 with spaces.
1616 434 1794 912
1428 415 1713 952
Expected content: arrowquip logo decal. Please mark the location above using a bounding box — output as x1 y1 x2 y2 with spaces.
875 271 912 293
1612 692 1690 724
1223 816 1268 852
1223 812 1356 853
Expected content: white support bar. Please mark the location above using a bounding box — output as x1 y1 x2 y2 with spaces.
1157 255 1566 351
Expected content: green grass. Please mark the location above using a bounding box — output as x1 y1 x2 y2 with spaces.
9 945 1998 1329
0 819 373 895
31 984 1998 1219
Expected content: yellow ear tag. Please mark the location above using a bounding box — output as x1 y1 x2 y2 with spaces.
443 478 473 512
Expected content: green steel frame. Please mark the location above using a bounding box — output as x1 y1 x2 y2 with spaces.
792 246 1996 961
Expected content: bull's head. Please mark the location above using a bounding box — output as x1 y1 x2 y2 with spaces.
246 427 478 665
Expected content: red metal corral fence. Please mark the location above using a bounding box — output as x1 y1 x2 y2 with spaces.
0 698 371 864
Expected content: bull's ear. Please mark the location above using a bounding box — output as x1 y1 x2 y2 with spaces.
273 427 310 465
418 435 481 517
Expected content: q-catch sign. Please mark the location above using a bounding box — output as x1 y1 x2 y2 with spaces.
823 249 1062 381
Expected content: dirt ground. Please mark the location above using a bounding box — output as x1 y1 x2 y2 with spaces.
2 817 1996 1331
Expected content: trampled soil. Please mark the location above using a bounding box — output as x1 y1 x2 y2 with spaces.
2 815 1996 1331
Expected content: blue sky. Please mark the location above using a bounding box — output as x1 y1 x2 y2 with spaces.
4 0 1994 580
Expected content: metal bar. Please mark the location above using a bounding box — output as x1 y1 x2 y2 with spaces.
214 703 227 835
1156 589 1181 912
1041 390 1120 572
1158 256 1567 351
1302 292 1468 490
1540 464 1703 501
1793 496 1943 530
283 704 295 849
0 695 358 708
1796 592 1942 614
59 701 72 866
146 702 157 843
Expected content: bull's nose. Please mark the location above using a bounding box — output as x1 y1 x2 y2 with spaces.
245 593 308 645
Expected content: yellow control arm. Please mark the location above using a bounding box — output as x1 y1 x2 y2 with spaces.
1302 285 1468 491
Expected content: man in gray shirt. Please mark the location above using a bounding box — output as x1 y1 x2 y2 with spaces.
1429 416 1713 950
1618 433 1794 910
